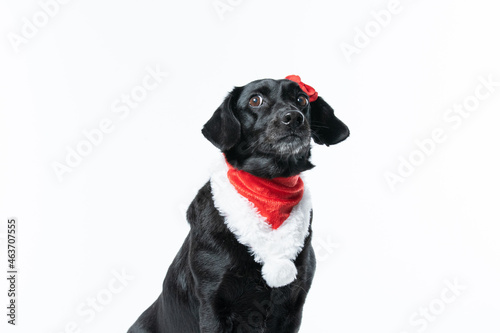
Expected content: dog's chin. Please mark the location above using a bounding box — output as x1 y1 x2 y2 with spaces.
226 135 313 179
273 135 310 157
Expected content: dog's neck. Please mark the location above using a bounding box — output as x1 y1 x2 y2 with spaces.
225 160 304 229
210 156 313 287
224 150 314 179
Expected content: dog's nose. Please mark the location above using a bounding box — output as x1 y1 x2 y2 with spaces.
281 111 305 129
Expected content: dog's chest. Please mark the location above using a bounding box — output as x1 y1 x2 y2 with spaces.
210 163 312 288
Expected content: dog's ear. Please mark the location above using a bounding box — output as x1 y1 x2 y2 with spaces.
309 96 350 146
202 88 241 151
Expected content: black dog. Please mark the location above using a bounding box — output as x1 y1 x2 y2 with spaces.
128 76 349 333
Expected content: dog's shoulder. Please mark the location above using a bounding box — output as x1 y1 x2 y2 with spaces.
186 181 230 240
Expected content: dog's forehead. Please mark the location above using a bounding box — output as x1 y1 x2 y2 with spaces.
240 79 298 96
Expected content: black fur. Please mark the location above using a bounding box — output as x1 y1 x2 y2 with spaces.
128 78 349 332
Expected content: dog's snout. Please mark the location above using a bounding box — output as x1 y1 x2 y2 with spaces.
281 111 304 129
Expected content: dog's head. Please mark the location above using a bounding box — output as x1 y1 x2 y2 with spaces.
202 77 349 178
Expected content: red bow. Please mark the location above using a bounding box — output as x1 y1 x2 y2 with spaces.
285 75 318 102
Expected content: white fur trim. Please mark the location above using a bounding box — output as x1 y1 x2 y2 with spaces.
210 159 312 288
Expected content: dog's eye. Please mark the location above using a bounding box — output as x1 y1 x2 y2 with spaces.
249 95 263 107
297 95 309 107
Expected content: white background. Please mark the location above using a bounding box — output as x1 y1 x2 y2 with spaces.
1 0 499 332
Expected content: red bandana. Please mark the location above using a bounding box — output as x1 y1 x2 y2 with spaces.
226 161 304 229
285 75 318 102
